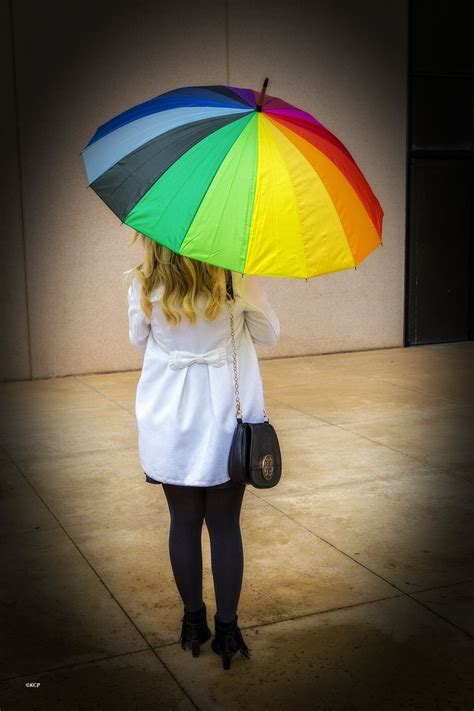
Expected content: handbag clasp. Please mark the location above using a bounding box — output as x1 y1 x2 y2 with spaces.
261 453 275 480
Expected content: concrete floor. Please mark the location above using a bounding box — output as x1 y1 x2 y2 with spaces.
0 342 473 710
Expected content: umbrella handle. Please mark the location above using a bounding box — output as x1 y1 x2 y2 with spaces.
256 77 269 112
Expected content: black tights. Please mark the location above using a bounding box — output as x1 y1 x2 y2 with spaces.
162 483 246 623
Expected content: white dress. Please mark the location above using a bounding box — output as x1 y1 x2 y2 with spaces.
125 269 280 487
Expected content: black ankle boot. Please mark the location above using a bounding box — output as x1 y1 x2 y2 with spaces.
179 602 212 657
211 612 251 670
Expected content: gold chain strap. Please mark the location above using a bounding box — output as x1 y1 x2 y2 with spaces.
226 282 268 423
226 297 242 420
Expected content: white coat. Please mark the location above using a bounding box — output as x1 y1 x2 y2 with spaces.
125 269 280 487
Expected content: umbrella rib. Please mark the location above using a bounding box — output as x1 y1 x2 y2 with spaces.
179 117 255 271
112 113 253 219
150 118 250 250
265 117 308 279
267 116 357 272
267 114 382 238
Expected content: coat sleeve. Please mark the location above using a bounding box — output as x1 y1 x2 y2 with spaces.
234 274 280 347
127 275 151 353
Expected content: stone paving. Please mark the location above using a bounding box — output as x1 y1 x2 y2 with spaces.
0 342 473 710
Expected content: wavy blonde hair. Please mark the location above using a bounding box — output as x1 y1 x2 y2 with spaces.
125 231 227 326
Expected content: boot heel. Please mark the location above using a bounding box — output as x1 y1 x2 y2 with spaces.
212 612 251 671
179 602 211 657
222 652 231 670
212 637 233 670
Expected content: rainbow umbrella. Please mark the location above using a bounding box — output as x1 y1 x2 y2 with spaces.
81 78 383 278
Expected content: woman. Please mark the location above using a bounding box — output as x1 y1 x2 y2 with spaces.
124 231 280 670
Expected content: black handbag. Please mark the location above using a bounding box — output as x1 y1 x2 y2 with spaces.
224 270 282 489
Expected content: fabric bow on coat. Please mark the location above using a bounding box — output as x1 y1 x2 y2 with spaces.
168 346 227 370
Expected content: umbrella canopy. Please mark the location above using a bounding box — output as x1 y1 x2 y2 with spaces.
81 80 383 278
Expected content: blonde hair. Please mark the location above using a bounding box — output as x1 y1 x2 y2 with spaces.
126 231 227 326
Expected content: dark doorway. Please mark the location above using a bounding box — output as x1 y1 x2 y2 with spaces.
406 0 473 345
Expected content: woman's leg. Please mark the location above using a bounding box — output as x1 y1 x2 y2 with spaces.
162 483 206 613
204 484 246 623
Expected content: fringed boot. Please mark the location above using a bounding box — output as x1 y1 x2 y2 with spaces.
211 612 252 670
179 602 212 657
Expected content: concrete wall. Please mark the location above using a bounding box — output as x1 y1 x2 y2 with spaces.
2 0 407 380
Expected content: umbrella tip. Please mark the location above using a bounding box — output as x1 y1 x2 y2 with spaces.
256 77 269 112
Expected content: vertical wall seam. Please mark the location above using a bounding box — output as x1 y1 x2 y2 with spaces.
225 0 229 85
404 0 411 347
9 0 33 380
